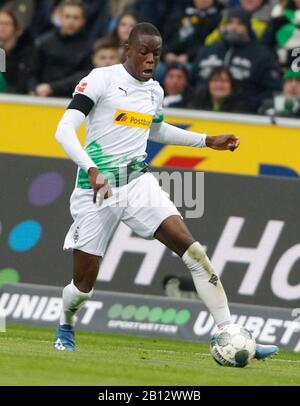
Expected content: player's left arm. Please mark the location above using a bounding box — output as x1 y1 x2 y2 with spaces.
149 121 240 151
149 85 240 151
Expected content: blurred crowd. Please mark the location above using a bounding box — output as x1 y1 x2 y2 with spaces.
0 0 300 118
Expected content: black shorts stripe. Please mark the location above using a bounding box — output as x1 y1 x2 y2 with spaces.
67 94 95 116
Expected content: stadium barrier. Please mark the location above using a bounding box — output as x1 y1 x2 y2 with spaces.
0 283 299 351
1 153 299 309
1 94 300 177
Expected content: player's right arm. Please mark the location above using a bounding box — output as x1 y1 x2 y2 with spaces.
55 69 111 201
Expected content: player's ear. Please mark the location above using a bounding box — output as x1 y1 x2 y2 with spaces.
124 42 130 57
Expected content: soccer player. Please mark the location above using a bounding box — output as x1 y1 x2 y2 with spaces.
54 22 278 359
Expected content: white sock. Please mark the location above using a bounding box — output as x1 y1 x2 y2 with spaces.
60 280 93 326
182 241 231 328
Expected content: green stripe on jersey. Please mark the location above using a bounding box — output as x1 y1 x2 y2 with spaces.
152 113 164 123
77 141 148 188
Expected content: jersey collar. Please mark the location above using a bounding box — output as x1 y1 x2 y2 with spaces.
119 64 153 87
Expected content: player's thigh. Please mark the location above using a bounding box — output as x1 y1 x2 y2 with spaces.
122 173 182 240
64 188 123 257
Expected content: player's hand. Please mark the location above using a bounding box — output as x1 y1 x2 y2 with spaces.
206 134 240 151
88 167 112 204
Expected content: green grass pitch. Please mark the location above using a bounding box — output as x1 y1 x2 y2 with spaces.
0 324 299 386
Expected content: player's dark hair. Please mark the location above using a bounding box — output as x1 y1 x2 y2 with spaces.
60 0 86 17
128 22 162 46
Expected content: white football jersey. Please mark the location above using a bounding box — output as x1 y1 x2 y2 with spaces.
73 64 164 188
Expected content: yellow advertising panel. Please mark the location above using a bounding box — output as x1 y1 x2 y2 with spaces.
0 101 83 158
1 98 299 177
152 116 300 177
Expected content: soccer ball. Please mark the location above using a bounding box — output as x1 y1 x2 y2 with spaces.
210 324 256 368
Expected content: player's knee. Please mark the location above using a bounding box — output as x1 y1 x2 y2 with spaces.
73 278 94 294
184 241 206 262
172 232 195 257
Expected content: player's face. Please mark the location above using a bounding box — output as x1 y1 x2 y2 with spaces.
126 34 162 81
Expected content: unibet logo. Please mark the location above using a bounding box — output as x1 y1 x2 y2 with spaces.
108 304 191 326
114 110 153 129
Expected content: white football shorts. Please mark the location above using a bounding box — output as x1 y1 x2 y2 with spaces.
64 172 181 256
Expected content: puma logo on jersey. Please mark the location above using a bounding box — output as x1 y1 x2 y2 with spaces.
114 110 153 129
118 87 128 96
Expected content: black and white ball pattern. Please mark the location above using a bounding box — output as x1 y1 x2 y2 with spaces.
210 324 256 368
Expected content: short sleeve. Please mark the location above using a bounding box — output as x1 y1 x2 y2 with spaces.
73 68 106 104
152 85 165 124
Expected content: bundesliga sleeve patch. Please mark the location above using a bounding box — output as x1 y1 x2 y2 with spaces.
77 81 88 93
114 110 153 129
